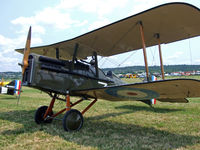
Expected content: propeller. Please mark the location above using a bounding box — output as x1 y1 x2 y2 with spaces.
17 26 32 104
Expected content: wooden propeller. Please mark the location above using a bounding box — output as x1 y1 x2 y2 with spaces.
22 26 31 76
18 26 31 104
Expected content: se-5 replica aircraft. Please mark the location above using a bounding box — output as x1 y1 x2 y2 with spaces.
16 2 200 131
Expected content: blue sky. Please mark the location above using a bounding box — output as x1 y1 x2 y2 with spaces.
0 0 200 72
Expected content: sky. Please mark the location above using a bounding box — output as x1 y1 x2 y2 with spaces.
0 0 200 72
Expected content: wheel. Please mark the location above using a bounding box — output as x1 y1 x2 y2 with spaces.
34 106 53 124
63 109 83 132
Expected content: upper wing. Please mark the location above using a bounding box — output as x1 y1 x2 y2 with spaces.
16 3 200 60
72 79 200 103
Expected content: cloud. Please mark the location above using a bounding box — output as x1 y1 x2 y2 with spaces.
0 33 43 71
11 8 76 32
166 51 183 59
11 0 130 34
0 35 12 46
194 59 200 64
129 0 188 15
79 0 129 17
57 0 129 17
88 18 110 31
11 18 45 35
34 7 78 30
0 34 42 50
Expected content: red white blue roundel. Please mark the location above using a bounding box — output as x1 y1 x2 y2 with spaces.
105 87 159 100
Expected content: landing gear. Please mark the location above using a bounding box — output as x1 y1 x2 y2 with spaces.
35 106 53 124
63 109 83 131
34 93 97 132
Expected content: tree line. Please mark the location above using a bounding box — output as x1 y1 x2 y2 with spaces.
102 65 200 74
0 65 200 79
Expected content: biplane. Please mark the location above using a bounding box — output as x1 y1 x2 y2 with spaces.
0 79 21 95
16 2 200 131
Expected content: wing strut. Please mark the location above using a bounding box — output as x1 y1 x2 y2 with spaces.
138 21 149 81
93 51 99 78
71 43 79 70
155 33 165 80
56 48 59 59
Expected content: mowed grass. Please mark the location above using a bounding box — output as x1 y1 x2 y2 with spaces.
0 85 200 150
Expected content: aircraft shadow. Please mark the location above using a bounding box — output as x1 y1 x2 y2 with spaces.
0 97 17 100
87 111 133 121
115 105 183 113
0 109 199 149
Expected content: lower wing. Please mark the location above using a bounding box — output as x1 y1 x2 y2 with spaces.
73 79 200 103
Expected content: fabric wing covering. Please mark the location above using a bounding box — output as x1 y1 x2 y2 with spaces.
16 2 200 60
72 79 200 103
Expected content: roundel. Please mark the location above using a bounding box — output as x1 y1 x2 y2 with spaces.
105 87 159 100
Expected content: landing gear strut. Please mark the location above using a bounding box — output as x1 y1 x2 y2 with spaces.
34 93 97 131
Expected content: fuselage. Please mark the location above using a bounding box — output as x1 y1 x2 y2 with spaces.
22 53 124 95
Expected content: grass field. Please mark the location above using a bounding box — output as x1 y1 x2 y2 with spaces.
0 81 200 149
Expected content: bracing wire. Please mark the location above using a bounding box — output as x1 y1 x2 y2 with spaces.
99 51 138 68
149 46 157 66
118 51 137 67
99 57 108 67
98 56 104 62
100 22 138 68
105 57 120 66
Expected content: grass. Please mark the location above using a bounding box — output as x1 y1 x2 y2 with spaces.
0 85 200 149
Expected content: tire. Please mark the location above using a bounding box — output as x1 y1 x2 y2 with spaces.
63 109 83 131
34 106 53 124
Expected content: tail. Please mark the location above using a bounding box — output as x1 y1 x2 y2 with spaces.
150 98 156 105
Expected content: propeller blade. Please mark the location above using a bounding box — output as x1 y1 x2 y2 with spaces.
22 26 31 76
18 26 32 105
